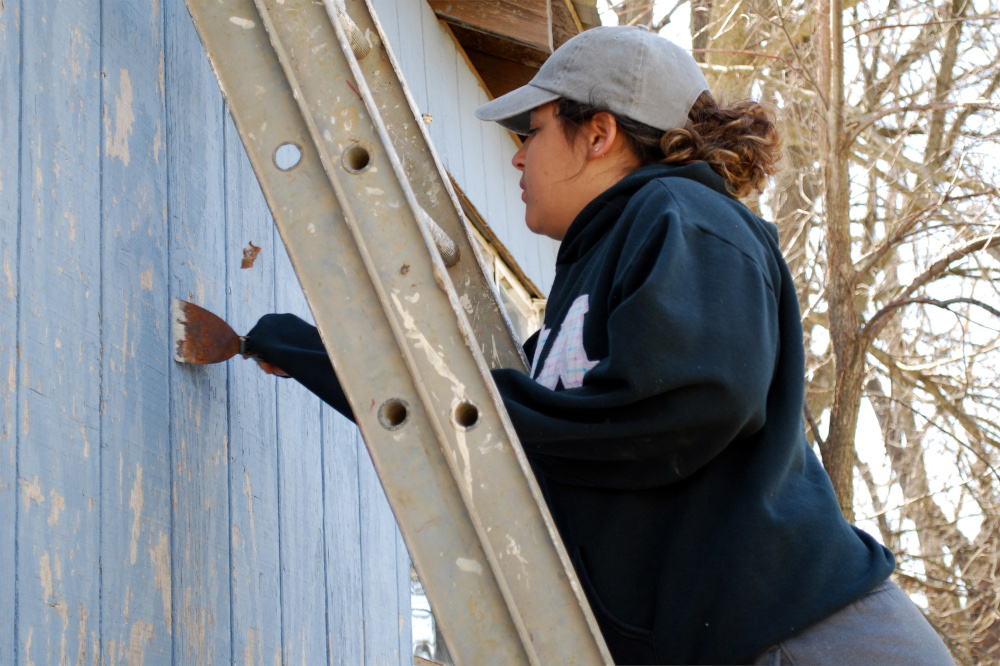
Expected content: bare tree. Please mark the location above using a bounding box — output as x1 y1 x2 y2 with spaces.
609 0 1000 660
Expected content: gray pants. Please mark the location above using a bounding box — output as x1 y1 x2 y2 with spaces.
753 580 955 665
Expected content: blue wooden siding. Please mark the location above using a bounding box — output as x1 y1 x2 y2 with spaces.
2 0 545 663
0 1 21 664
17 1 103 663
101 0 173 663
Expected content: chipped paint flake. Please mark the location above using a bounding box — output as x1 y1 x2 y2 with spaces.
129 465 144 565
230 16 255 29
105 68 135 165
140 267 154 291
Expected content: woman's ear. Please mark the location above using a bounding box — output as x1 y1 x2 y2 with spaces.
587 111 618 159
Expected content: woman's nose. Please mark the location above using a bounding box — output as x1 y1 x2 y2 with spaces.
512 143 526 171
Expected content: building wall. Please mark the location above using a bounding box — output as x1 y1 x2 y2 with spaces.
0 0 546 663
374 0 560 295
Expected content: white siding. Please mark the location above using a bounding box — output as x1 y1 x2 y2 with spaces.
373 0 561 295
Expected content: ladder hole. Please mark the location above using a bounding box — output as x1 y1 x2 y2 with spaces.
453 402 479 429
378 399 408 430
342 144 372 173
274 143 302 171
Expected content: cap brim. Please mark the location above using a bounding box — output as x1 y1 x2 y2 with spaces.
474 84 560 134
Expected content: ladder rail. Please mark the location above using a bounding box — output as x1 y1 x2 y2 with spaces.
180 0 612 662
329 0 530 375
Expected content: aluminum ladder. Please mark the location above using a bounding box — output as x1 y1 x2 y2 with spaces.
179 0 612 662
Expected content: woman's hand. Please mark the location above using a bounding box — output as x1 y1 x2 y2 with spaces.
247 356 290 377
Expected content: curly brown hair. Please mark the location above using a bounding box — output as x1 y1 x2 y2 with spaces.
555 93 782 199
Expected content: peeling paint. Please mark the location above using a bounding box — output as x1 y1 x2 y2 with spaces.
126 619 155 666
53 598 68 630
76 604 89 666
19 475 44 510
242 626 259 666
3 248 13 299
105 68 134 166
2 357 13 442
129 464 144 565
149 531 172 631
81 423 90 459
140 267 153 291
244 469 257 557
69 28 85 81
24 627 34 666
40 552 53 603
153 124 163 164
47 489 65 526
182 587 208 662
158 49 165 100
121 297 130 373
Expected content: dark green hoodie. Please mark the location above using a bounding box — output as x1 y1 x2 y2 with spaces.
247 163 894 664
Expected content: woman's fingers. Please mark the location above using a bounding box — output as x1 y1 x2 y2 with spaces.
247 357 290 377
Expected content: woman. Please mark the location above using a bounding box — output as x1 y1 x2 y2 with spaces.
248 26 953 665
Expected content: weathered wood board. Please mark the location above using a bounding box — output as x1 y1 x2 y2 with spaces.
0 1 21 662
18 1 103 662
100 0 173 662
1 0 552 662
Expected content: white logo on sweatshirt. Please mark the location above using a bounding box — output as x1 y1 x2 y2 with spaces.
531 295 598 390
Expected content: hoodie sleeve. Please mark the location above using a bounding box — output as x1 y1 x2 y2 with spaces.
491 194 781 489
244 313 355 422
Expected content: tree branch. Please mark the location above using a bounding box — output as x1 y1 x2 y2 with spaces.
863 236 1000 341
867 297 1000 336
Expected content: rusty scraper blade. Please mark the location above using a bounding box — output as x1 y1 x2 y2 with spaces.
172 298 243 364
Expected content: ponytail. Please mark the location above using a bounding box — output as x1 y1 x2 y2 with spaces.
555 93 782 198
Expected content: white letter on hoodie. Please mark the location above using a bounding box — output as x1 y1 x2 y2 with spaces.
532 295 598 390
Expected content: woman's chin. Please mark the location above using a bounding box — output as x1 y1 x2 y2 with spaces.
524 216 548 237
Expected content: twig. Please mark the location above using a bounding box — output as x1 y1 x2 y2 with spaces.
653 0 688 32
863 236 1000 341
803 401 826 446
868 297 1000 334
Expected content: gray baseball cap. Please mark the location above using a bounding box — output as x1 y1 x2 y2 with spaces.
475 26 709 135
